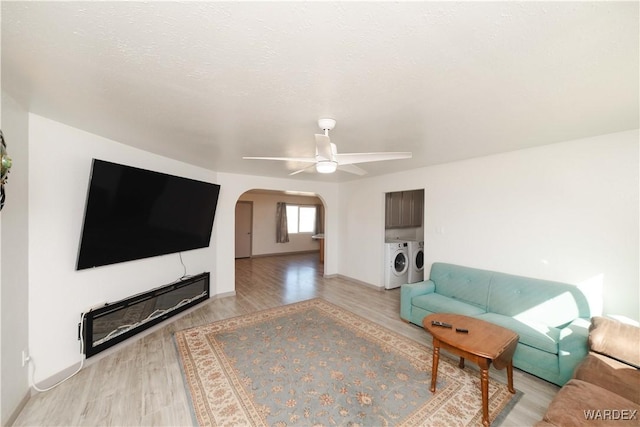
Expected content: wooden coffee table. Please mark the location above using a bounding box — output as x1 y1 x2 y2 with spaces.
423 313 519 427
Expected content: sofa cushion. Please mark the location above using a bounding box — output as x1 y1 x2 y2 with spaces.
541 379 640 426
487 272 590 328
412 293 486 317
589 316 640 368
475 313 560 355
574 353 640 405
430 263 492 310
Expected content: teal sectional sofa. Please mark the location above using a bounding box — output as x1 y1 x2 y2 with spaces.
401 262 592 386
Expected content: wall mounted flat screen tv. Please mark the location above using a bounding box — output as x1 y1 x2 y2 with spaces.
76 159 221 270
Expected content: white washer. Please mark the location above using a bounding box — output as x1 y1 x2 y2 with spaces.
407 240 425 283
384 241 409 289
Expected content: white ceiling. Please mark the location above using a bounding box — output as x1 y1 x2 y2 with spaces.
2 1 638 182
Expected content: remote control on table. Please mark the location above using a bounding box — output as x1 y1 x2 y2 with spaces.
431 320 453 328
455 328 469 333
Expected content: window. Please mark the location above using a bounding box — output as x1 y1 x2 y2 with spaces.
286 205 316 234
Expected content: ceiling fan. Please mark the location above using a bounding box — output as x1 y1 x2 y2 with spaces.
242 118 412 176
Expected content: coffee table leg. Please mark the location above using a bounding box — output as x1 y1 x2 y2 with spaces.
480 362 490 427
507 359 515 394
430 341 440 393
458 357 465 369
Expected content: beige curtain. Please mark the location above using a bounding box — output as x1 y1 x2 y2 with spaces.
315 204 324 234
276 202 289 243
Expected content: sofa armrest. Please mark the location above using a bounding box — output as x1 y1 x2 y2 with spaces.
589 316 640 368
559 317 590 353
400 280 435 321
557 317 590 384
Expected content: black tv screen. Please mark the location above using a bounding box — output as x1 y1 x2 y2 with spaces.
76 159 221 270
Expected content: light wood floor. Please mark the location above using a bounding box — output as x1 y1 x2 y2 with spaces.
13 253 559 426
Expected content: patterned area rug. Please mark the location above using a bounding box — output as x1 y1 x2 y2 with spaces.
174 298 521 426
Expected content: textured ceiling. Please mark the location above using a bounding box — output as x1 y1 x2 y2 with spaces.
2 1 638 182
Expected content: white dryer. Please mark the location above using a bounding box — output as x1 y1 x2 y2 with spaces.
384 241 409 289
407 240 424 283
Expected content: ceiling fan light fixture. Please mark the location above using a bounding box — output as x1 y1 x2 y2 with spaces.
316 160 337 174
243 117 412 176
318 118 336 132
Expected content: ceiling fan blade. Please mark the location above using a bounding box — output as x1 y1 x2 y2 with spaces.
335 152 412 165
288 163 318 176
337 164 368 176
242 156 317 163
314 134 333 161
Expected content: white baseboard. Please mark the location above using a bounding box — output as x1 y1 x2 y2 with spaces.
31 361 82 392
248 250 319 258
335 274 385 291
213 290 236 299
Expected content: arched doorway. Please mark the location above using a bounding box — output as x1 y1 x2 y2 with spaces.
234 189 326 262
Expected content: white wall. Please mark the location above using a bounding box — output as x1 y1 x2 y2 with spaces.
25 115 340 385
339 130 639 321
237 191 322 256
27 114 219 383
214 172 339 296
0 91 30 425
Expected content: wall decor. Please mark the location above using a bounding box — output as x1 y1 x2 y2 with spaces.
0 130 12 211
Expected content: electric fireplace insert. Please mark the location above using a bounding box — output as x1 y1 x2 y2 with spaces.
82 272 209 357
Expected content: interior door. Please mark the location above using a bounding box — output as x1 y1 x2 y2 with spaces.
235 201 253 258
